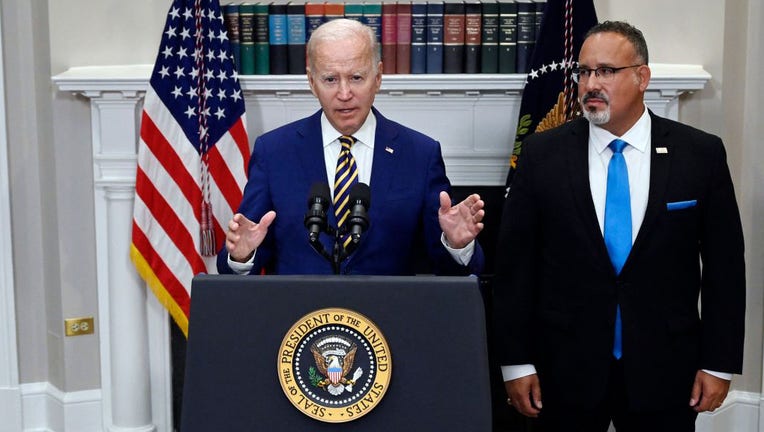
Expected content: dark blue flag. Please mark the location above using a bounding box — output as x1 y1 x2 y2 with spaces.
505 0 597 188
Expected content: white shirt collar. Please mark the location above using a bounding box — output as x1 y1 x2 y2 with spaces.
590 105 651 154
320 110 376 150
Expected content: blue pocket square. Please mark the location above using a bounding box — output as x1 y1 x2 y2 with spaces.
667 200 697 211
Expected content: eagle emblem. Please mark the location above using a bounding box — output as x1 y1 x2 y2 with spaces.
310 336 364 396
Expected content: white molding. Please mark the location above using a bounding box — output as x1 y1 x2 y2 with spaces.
0 10 23 432
15 383 762 432
20 382 102 432
52 64 710 187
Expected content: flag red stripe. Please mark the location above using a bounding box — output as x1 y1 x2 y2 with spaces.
229 118 251 173
131 222 191 317
140 111 203 223
208 145 243 213
135 167 208 274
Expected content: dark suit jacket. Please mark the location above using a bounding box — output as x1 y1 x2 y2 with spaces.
217 107 484 276
492 112 745 411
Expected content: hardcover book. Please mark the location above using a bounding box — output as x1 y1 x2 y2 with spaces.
286 2 307 74
238 3 256 75
269 0 289 74
534 0 546 41
323 0 345 21
305 2 325 42
443 0 466 73
425 1 444 73
396 1 413 74
344 2 365 21
381 1 397 73
363 2 383 59
223 4 242 73
410 1 428 74
464 0 482 73
253 2 270 74
497 0 517 73
480 0 499 73
516 0 535 73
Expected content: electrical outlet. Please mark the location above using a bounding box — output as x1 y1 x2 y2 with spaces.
64 317 95 336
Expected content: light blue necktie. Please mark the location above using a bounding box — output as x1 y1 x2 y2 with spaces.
604 138 631 359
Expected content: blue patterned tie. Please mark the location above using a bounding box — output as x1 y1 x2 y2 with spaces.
334 136 359 248
604 138 631 359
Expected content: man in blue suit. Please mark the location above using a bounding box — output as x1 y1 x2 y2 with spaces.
218 18 485 276
493 21 745 432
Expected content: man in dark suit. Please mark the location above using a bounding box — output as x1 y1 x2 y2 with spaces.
218 18 485 276
493 21 745 431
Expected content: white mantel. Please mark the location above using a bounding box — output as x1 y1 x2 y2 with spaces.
52 65 709 432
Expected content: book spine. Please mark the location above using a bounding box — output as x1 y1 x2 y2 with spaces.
363 2 383 60
395 2 412 74
426 1 444 73
381 2 397 73
323 2 345 21
443 0 465 74
410 2 428 74
253 3 270 74
498 0 517 73
344 3 365 21
239 3 256 75
464 1 481 74
516 0 535 73
286 3 306 74
224 4 242 74
305 2 326 42
269 3 288 75
480 0 499 73
534 0 546 42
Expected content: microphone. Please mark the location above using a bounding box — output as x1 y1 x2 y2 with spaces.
347 183 371 243
304 182 330 243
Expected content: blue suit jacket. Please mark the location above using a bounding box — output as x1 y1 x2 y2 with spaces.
217 107 484 275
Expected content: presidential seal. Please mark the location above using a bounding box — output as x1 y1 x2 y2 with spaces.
278 308 392 423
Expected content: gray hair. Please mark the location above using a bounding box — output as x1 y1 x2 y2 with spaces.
585 20 649 65
306 19 381 73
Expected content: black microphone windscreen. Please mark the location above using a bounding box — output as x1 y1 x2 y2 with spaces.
308 182 331 204
349 183 371 208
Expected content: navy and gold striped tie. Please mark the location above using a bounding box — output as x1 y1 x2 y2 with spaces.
334 135 359 247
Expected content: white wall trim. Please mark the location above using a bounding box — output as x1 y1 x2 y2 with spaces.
20 382 102 432
0 6 23 432
14 383 762 432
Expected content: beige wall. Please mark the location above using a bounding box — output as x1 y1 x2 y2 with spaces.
6 0 761 397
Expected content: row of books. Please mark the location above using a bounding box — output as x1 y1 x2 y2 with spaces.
223 0 546 75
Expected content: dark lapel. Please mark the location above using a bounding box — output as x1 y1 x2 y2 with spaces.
565 119 613 270
295 109 330 185
629 111 672 261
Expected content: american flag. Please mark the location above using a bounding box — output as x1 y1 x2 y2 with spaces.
130 0 250 336
505 0 597 190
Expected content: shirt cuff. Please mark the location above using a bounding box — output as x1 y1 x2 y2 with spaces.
501 364 537 382
441 233 475 266
703 369 732 381
227 251 256 275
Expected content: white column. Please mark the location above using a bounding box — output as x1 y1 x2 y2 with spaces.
86 90 161 432
0 13 22 431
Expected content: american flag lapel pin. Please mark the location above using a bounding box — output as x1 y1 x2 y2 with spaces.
385 146 394 154
656 147 668 154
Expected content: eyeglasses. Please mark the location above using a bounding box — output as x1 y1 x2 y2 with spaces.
571 65 643 83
